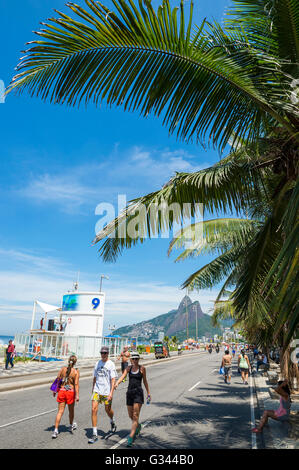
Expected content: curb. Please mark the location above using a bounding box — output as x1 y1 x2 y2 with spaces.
253 371 299 449
0 351 203 393
252 372 274 449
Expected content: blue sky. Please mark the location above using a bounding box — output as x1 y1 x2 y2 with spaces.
0 0 231 336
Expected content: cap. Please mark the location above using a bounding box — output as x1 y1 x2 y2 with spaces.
100 346 109 353
131 352 140 359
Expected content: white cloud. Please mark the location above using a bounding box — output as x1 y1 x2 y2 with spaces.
0 248 219 335
14 145 208 214
18 174 99 214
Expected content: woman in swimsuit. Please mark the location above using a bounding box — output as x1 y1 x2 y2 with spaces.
252 379 291 433
52 355 80 438
114 351 150 447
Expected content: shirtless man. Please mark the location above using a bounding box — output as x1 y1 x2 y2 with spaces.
221 349 232 384
118 346 131 382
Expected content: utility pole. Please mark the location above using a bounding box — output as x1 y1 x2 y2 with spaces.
195 305 198 343
100 274 109 292
185 289 189 341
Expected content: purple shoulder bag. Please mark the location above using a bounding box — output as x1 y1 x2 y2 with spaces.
50 378 63 393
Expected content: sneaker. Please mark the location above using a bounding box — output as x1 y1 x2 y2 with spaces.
127 436 133 447
134 423 141 440
252 427 262 433
111 421 117 433
88 434 98 444
52 431 59 439
70 422 77 431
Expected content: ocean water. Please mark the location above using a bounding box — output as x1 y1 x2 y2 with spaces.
0 335 14 346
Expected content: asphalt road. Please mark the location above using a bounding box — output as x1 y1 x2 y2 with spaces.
0 352 262 449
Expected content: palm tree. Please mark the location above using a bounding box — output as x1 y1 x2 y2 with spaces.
8 0 298 150
8 0 298 365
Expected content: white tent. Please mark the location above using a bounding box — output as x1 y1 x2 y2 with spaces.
36 301 60 313
31 300 61 331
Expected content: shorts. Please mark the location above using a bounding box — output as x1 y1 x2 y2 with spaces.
92 392 112 405
57 388 75 405
121 362 129 373
224 366 231 375
240 367 249 373
126 388 144 406
275 412 289 422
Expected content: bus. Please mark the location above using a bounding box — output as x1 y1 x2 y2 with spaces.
154 341 170 359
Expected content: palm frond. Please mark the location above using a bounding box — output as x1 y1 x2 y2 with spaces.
168 217 259 262
181 248 242 290
8 0 298 150
94 156 264 261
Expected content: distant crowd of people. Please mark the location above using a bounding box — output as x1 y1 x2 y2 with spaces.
205 342 291 433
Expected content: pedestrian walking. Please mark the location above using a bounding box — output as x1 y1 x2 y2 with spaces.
5 340 16 370
114 351 150 447
252 380 291 433
88 346 117 444
117 346 130 382
52 355 79 439
238 349 251 384
232 347 236 358
221 350 232 384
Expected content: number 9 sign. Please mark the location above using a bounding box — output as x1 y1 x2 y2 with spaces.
92 298 100 310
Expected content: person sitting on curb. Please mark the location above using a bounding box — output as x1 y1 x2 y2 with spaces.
252 379 291 433
256 353 269 371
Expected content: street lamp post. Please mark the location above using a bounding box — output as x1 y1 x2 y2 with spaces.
108 324 116 356
185 289 189 342
195 305 198 343
100 274 109 292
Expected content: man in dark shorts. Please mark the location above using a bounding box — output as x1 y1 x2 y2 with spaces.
118 346 130 382
221 349 232 384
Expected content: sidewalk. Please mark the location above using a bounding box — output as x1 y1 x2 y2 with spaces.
253 370 299 449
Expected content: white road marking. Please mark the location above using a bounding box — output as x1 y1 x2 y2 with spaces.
0 354 205 430
188 381 201 392
249 376 257 449
0 409 57 429
110 420 151 449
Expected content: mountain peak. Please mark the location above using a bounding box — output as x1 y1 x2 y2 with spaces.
178 295 192 313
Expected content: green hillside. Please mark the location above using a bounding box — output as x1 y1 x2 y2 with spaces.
113 296 222 342
175 317 222 342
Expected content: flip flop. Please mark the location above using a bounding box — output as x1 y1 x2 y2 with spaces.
252 428 262 433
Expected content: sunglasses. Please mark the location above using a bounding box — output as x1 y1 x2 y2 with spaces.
132 358 139 360
101 352 108 355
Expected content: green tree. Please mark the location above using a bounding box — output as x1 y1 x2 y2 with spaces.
9 0 299 375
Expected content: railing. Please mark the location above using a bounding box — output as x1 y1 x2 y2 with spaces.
14 333 128 360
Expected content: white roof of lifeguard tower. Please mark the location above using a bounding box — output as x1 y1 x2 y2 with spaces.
36 301 60 312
